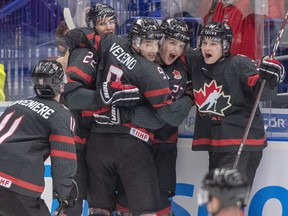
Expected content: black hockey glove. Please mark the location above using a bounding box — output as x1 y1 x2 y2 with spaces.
53 180 78 216
94 105 120 125
259 56 286 89
100 81 142 107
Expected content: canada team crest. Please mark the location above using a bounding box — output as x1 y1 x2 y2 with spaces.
193 80 231 116
172 70 182 79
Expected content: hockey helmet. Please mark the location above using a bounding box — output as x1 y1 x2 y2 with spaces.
32 60 65 98
129 18 163 47
85 3 117 29
198 168 250 209
199 22 232 55
160 18 190 44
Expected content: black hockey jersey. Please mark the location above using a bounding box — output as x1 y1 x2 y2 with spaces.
92 33 175 141
152 60 192 144
185 49 267 152
0 97 76 198
64 27 102 150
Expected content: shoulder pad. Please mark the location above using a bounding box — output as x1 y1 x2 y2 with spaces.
65 27 98 50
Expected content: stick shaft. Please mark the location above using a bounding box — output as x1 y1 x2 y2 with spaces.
233 10 288 168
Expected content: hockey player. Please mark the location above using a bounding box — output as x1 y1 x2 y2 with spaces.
184 22 284 193
198 168 250 216
151 18 192 215
85 17 189 216
61 4 141 215
0 60 78 216
116 18 192 216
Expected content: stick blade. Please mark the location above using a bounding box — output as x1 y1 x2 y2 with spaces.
63 8 76 30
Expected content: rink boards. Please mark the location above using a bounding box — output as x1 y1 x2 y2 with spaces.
1 103 288 216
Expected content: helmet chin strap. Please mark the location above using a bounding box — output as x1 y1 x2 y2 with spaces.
156 52 166 66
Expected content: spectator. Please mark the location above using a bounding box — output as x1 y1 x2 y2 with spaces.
0 63 8 101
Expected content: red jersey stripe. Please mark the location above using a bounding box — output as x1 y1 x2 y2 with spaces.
193 137 266 146
152 99 172 108
49 135 75 144
86 33 94 40
74 136 86 144
81 110 94 117
248 74 260 87
66 66 93 83
0 172 44 192
144 88 171 98
50 150 77 160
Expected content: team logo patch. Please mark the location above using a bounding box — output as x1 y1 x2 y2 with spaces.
194 80 231 116
0 176 12 188
172 70 182 79
130 128 149 142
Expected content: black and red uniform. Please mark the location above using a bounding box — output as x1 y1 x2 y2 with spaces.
86 32 177 215
63 27 102 214
151 60 191 210
0 97 76 215
185 48 267 186
116 59 192 213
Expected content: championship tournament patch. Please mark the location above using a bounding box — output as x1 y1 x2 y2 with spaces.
0 176 12 188
172 70 182 79
130 128 149 142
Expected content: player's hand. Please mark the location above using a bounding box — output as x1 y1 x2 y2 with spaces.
100 81 142 107
259 56 285 89
94 105 120 125
51 206 67 216
54 180 78 210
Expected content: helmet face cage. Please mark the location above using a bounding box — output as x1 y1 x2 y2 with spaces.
85 4 117 29
161 18 190 44
199 22 232 55
199 168 250 209
130 18 163 47
32 60 64 98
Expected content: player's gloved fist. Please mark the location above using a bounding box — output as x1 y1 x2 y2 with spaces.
94 105 120 125
54 180 78 210
259 56 286 89
100 81 142 107
52 206 67 216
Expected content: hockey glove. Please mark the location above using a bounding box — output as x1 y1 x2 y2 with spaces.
94 105 120 125
53 180 78 213
259 56 286 89
100 81 142 107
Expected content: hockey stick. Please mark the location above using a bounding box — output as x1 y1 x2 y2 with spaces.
63 7 76 30
233 10 288 168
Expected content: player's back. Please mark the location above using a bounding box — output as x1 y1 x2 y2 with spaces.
0 96 74 197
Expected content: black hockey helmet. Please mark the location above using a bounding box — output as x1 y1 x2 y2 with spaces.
199 22 233 56
198 168 250 209
32 60 65 98
129 18 163 47
160 18 190 44
85 3 117 29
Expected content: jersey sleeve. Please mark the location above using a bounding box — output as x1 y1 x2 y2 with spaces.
64 47 101 110
234 55 261 90
49 109 77 199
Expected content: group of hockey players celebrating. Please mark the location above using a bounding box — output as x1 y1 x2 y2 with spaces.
0 2 285 216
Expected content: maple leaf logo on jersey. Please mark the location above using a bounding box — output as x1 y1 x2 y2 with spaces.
193 80 231 116
172 70 182 80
